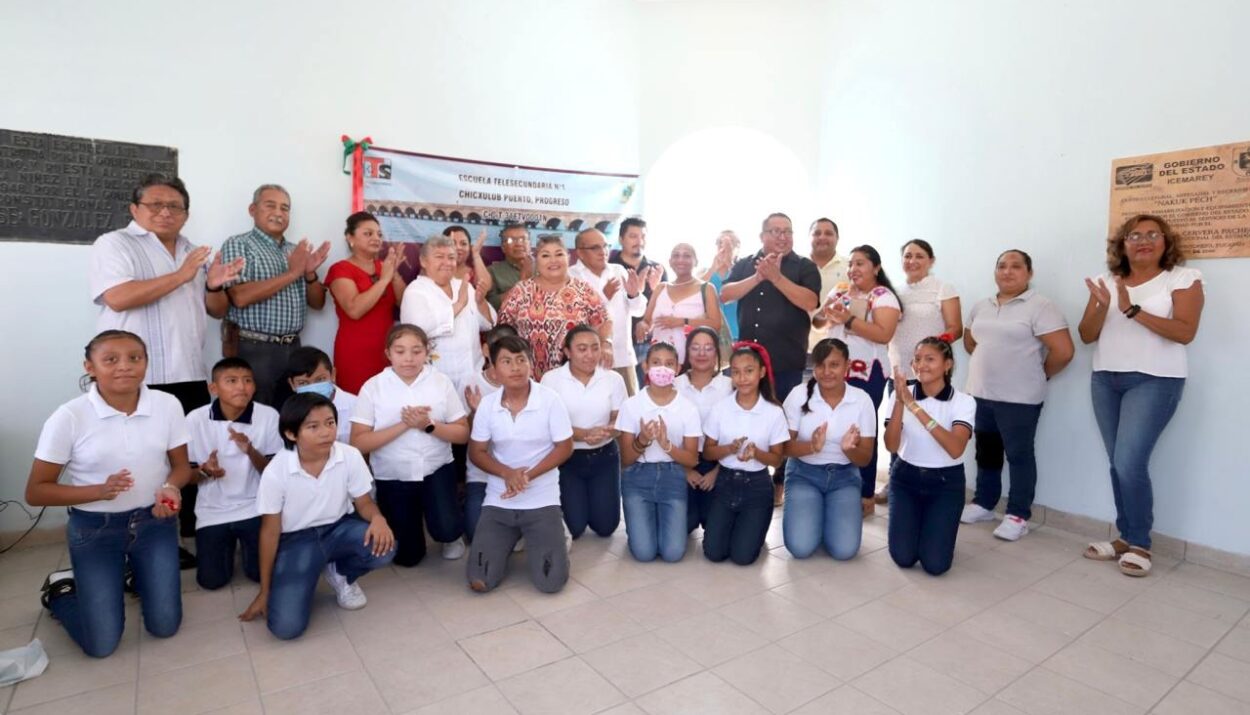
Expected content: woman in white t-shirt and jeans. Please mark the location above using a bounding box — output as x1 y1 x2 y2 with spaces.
879 239 961 504
813 245 902 516
1078 214 1204 578
883 336 976 576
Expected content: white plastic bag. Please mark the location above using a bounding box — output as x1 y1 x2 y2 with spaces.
0 638 48 687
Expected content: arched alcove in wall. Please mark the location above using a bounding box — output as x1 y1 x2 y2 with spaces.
642 127 814 271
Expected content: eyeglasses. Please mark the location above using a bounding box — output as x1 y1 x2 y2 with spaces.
688 344 717 354
765 228 794 237
1125 231 1163 243
502 236 530 245
579 244 607 252
138 202 187 216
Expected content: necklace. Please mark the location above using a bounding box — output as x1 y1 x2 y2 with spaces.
670 277 697 287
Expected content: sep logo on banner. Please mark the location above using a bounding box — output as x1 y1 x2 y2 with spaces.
361 148 640 249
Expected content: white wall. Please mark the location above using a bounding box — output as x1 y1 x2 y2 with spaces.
636 0 831 260
814 0 1249 553
0 0 639 532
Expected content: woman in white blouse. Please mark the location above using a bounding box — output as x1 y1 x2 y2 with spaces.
400 235 495 396
1077 214 1204 578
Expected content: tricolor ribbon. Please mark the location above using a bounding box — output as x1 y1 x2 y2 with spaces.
341 135 373 212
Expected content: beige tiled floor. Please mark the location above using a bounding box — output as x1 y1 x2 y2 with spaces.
3 511 1250 715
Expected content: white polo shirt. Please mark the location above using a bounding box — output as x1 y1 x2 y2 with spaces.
351 367 466 481
965 290 1068 405
1091 267 1201 378
470 381 573 510
465 371 503 485
569 262 646 368
674 372 733 451
332 389 357 444
34 385 189 513
88 222 209 385
186 400 283 528
614 388 702 464
703 393 790 471
883 385 976 468
540 364 627 449
782 383 877 466
256 443 374 533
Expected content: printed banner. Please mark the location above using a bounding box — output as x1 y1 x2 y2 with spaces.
1109 141 1250 258
361 146 638 246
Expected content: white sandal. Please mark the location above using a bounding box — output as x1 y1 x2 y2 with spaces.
1118 548 1152 577
1084 539 1128 561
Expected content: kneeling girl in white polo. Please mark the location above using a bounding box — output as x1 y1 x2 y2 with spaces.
466 335 574 593
541 324 628 540
701 342 790 565
239 393 395 639
883 336 975 576
615 341 702 562
782 338 876 560
350 324 470 565
27 330 190 658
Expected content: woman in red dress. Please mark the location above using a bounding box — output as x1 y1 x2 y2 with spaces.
325 211 407 394
498 235 613 380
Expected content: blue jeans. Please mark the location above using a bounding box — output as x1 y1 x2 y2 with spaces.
374 462 464 567
971 398 1043 520
52 507 182 657
847 362 887 498
686 459 717 533
560 442 622 538
888 460 964 576
703 467 773 565
621 461 688 562
268 515 395 640
464 482 486 543
195 516 261 590
783 460 863 560
1090 371 1184 549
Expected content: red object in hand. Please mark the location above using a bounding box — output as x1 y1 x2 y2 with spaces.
160 497 179 511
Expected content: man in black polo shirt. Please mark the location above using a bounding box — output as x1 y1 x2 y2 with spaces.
609 217 666 381
721 212 821 503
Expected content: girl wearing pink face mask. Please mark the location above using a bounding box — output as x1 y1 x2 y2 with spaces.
614 342 702 562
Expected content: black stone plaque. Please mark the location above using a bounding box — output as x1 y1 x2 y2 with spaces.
0 129 179 244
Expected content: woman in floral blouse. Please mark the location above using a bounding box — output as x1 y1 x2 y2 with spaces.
498 236 613 380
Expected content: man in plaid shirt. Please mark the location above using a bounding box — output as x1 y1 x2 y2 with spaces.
221 184 330 404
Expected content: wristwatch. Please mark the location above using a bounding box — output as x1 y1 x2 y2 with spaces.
423 422 437 434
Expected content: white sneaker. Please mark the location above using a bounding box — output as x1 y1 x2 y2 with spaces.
993 515 1030 541
563 523 573 554
442 540 466 560
513 537 525 553
323 563 367 610
960 503 997 524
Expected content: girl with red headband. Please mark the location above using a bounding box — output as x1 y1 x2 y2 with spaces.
700 341 790 565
